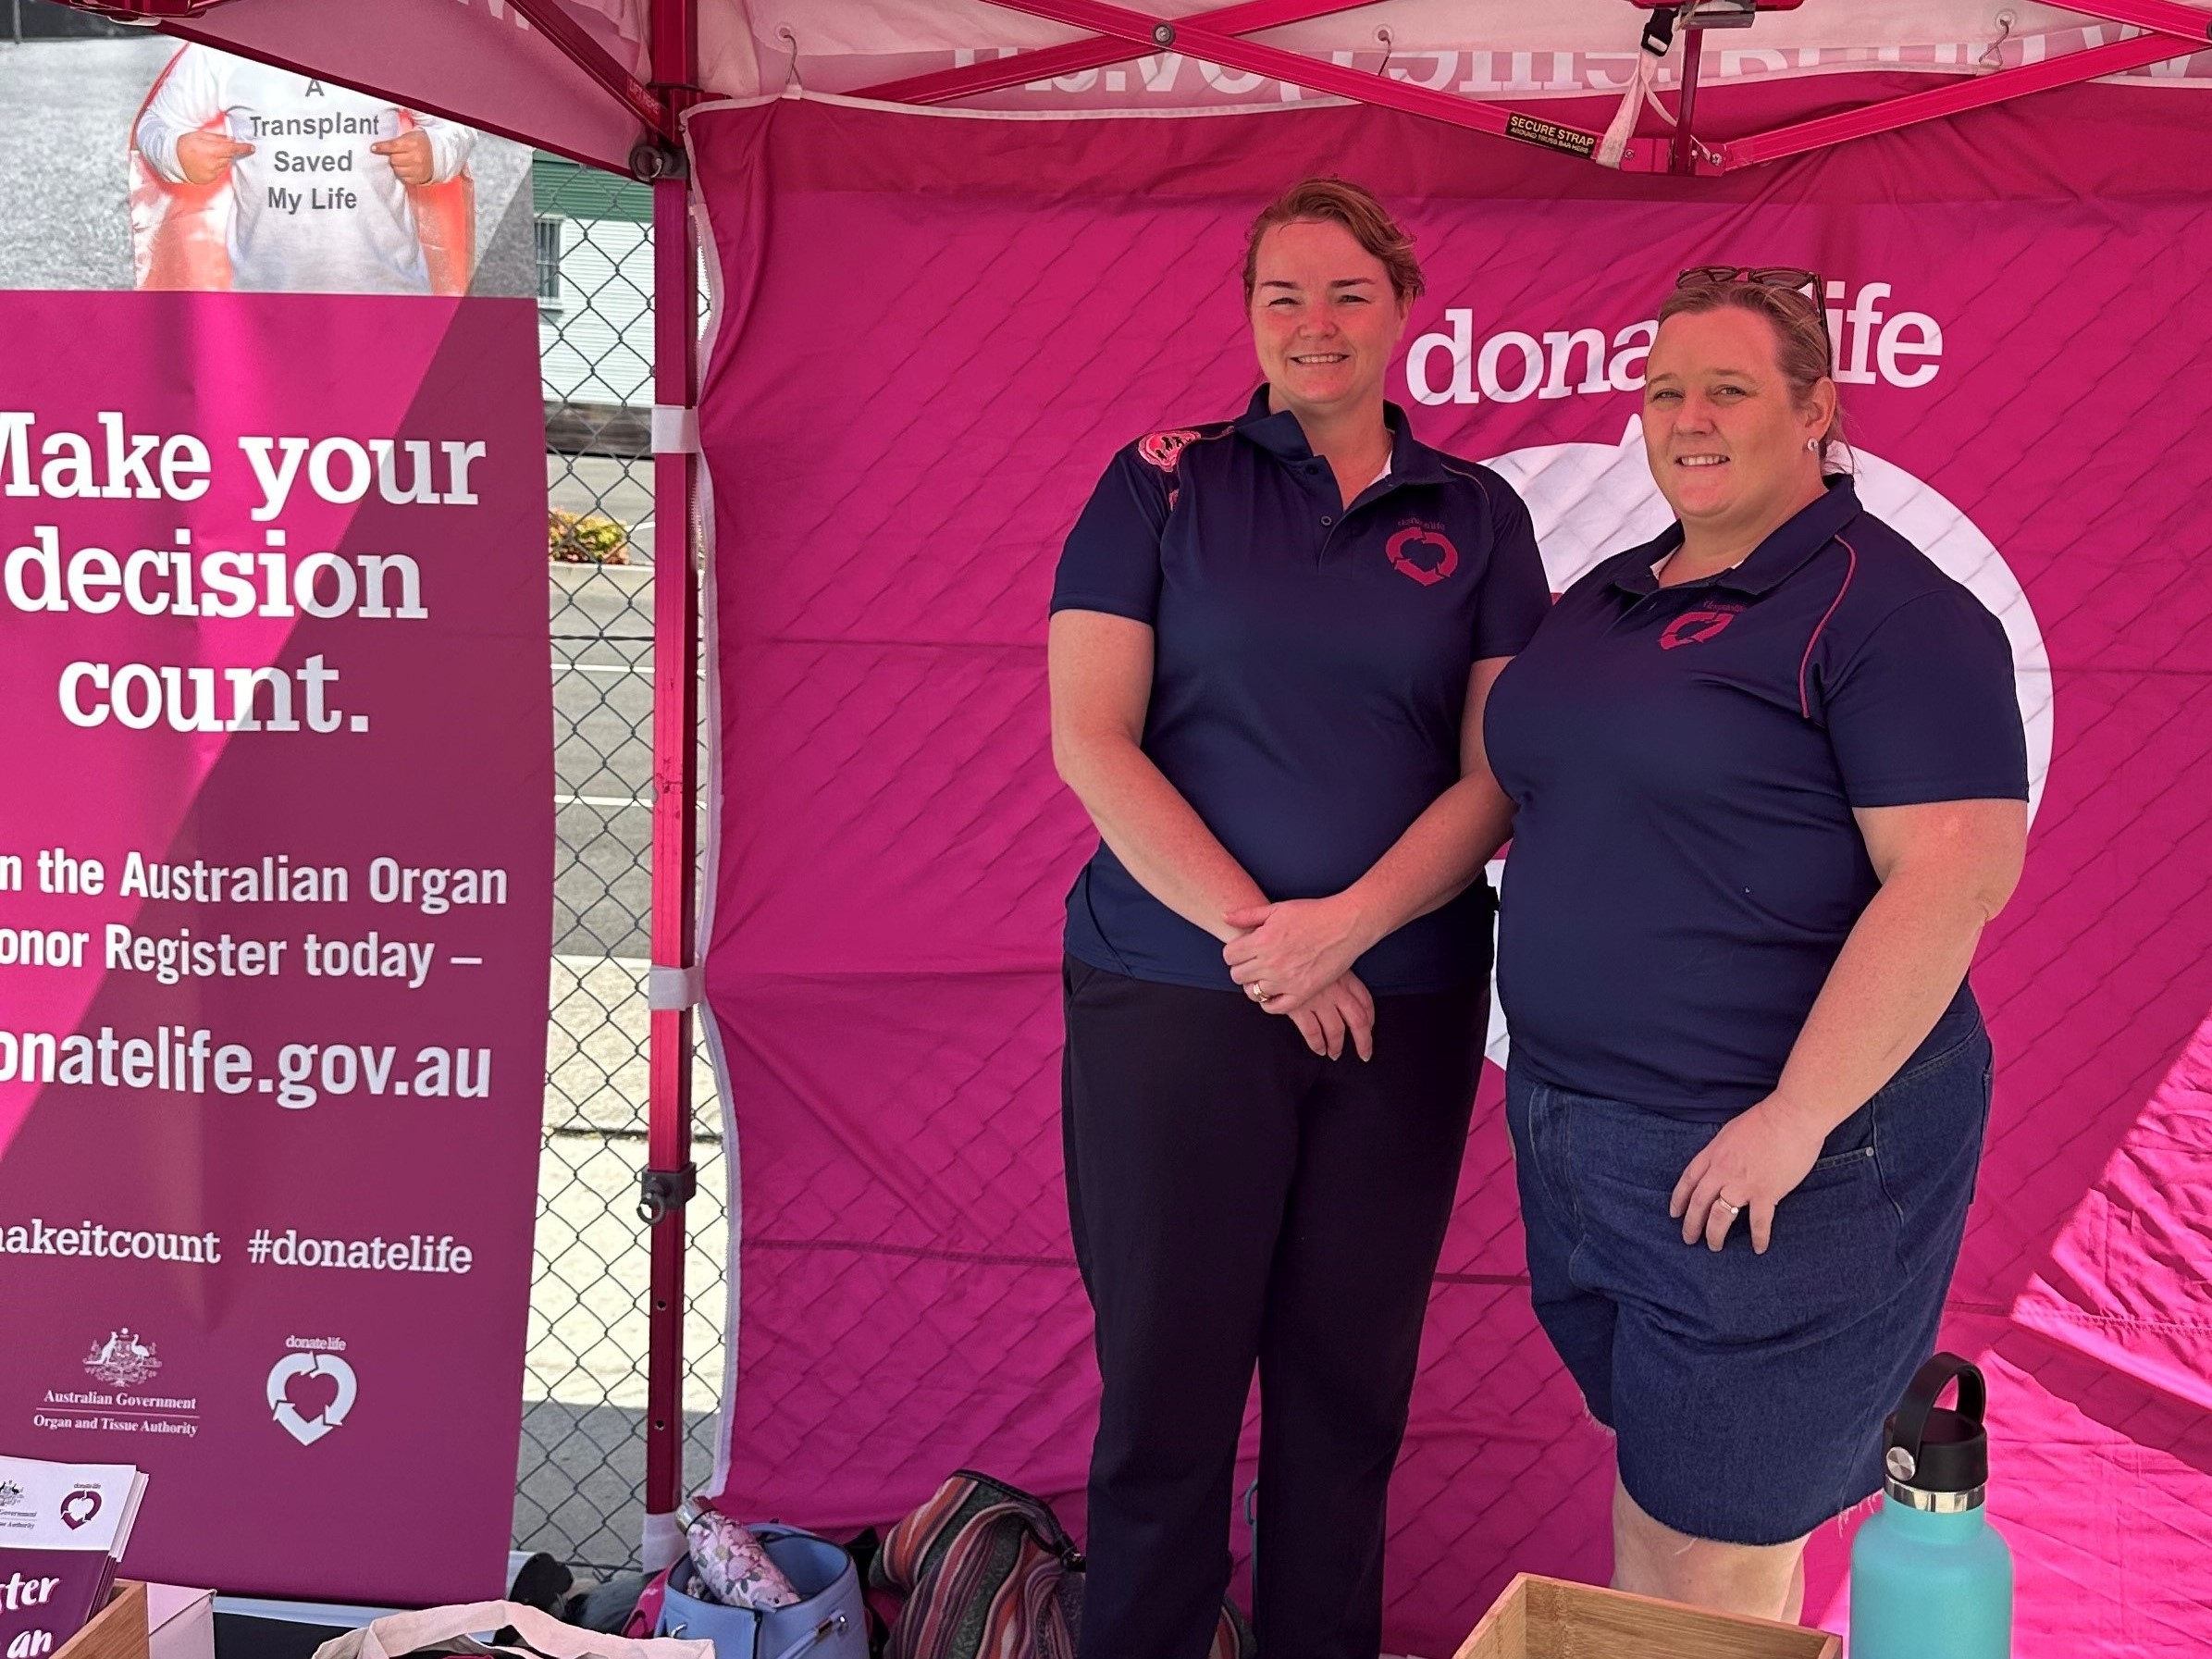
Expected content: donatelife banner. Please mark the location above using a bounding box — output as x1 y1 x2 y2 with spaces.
694 91 2212 1655
0 292 550 1603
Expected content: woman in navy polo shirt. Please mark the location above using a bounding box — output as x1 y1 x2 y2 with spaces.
1485 269 2029 1621
1047 179 1550 1659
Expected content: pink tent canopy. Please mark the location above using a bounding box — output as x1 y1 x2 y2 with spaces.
47 0 2212 1650
93 2 2212 166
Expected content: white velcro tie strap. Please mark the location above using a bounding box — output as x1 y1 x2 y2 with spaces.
1597 17 1678 170
650 403 700 454
640 1509 686 1573
648 962 703 1010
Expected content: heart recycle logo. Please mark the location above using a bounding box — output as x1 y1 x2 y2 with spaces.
266 1352 359 1447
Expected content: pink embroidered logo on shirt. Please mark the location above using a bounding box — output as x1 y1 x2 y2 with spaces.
1660 604 1746 649
1136 428 1202 471
1386 525 1459 586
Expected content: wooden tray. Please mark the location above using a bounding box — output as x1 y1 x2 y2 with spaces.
52 1580 148 1659
1454 1574 1841 1659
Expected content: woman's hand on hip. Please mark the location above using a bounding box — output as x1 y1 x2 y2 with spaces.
1222 896 1371 1012
1282 971 1376 1062
1669 1098 1830 1255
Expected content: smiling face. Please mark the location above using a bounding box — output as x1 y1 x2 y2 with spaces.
1642 304 1835 544
1249 217 1409 422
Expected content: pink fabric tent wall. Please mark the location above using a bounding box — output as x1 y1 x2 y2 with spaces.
687 80 2212 1656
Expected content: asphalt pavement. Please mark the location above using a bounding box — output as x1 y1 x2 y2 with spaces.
0 38 176 291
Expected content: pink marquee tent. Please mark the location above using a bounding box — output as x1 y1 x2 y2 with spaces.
54 1 2212 1652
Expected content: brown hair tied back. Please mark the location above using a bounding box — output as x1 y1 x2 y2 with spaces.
1242 178 1424 307
1659 271 1846 451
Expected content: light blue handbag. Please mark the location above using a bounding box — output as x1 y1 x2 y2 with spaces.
653 1528 868 1659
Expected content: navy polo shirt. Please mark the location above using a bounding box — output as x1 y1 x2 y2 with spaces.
1485 476 2028 1120
1050 388 1551 994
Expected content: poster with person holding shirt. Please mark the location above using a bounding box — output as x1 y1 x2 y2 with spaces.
130 44 477 295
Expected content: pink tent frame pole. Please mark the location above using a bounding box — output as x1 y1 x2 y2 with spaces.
859 0 1387 105
643 0 702 1558
1712 31 2193 170
1669 23 1706 176
2069 1 2212 43
502 0 673 138
978 0 1650 163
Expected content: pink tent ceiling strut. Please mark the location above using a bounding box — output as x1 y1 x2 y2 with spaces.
859 0 1411 108
503 0 677 143
965 0 2210 173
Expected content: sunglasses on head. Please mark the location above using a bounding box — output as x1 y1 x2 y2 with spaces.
1674 265 1832 354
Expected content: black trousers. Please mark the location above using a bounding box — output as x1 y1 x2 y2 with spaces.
1061 956 1486 1659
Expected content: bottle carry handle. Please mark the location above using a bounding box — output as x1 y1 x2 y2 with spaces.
1890 1352 1985 1466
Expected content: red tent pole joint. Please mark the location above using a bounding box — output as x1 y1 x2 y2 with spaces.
640 0 704 1576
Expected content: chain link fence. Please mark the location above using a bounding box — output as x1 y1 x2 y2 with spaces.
516 155 728 1577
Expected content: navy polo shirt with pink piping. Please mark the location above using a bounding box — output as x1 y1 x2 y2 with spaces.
1050 386 1551 995
1483 474 2029 1120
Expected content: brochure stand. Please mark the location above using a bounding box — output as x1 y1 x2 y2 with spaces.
1455 1575 1838 1659
53 1582 149 1659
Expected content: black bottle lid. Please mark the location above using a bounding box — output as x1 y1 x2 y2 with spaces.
1883 1352 1990 1493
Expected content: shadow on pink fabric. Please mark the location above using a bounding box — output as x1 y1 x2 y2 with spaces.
689 84 2212 1658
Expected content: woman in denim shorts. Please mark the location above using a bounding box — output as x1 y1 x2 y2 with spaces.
1482 268 2030 1622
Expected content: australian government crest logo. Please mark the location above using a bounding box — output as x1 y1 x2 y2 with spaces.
83 1328 162 1389
0 1479 24 1511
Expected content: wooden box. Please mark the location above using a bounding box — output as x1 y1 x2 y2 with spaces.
52 1580 149 1659
1454 1574 1841 1659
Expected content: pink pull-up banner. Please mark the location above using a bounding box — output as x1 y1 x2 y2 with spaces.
0 291 550 1603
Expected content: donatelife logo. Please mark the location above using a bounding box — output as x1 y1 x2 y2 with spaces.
266 1351 357 1446
1406 279 1944 408
1660 604 1744 650
1387 523 1460 586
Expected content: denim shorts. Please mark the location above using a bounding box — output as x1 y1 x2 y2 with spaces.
1506 1020 1993 1546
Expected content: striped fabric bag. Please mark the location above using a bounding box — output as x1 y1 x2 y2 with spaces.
870 1471 1253 1659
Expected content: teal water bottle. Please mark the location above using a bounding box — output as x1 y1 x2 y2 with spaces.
1850 1353 2014 1658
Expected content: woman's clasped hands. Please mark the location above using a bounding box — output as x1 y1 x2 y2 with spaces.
1223 896 1378 1061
